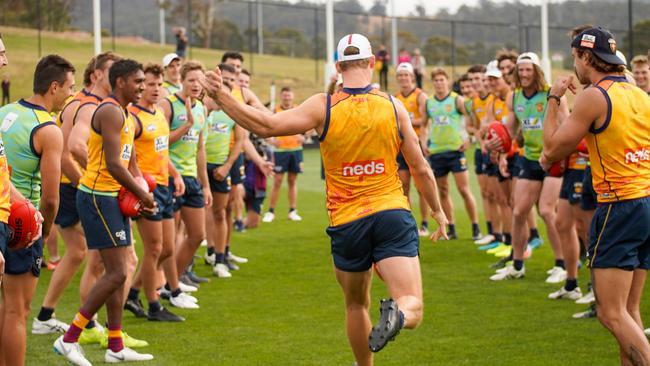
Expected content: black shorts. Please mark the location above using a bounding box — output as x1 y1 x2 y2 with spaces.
245 187 265 215
428 151 467 178
581 166 597 211
170 176 205 211
511 154 523 179
587 196 650 270
326 209 419 272
77 190 131 250
474 149 484 175
143 185 174 221
207 163 231 194
497 156 516 182
55 183 79 228
229 154 246 185
5 236 43 277
518 157 546 181
0 222 8 256
560 169 585 205
274 150 303 174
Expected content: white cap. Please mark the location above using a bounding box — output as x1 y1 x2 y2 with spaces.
485 60 502 78
162 53 181 68
517 52 540 66
396 62 415 75
615 50 627 66
336 74 343 86
337 34 373 62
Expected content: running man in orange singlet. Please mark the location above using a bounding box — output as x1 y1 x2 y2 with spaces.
542 26 650 364
202 33 448 366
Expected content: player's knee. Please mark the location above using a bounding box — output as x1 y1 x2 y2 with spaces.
106 269 127 288
68 246 88 265
147 242 163 260
459 186 474 200
213 208 227 222
539 207 555 222
596 305 624 331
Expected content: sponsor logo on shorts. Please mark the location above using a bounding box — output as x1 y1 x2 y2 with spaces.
115 230 126 241
342 159 385 177
624 146 650 165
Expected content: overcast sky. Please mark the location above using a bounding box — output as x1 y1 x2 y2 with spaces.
353 0 541 16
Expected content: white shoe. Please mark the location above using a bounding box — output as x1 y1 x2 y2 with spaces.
178 281 198 293
213 263 232 278
227 251 248 264
199 239 207 247
262 212 275 223
288 210 302 221
475 234 495 245
418 227 430 237
204 252 216 266
548 286 582 300
53 336 92 366
177 292 198 304
170 293 199 309
105 347 154 363
32 317 69 334
575 290 595 304
644 328 650 337
545 267 567 284
490 265 525 281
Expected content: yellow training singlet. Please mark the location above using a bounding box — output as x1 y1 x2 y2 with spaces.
129 104 169 185
274 105 303 151
56 89 88 184
394 88 423 135
320 86 410 227
492 95 508 124
472 93 495 129
0 134 10 223
586 76 650 203
80 97 135 194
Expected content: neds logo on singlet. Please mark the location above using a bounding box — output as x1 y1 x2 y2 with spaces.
342 159 385 177
624 146 650 165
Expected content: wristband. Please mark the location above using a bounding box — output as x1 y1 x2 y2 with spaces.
547 94 561 106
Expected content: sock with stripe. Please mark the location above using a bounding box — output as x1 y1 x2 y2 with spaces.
107 325 124 353
63 308 92 343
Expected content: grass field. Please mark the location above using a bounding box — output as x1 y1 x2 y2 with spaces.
23 147 646 366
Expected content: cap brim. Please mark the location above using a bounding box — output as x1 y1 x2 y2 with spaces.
486 72 502 78
593 51 626 65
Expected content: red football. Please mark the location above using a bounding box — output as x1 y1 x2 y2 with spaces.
576 139 588 154
8 200 40 249
488 122 512 153
547 160 566 177
142 173 157 193
118 188 142 218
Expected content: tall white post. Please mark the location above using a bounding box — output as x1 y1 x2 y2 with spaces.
325 0 335 90
540 0 551 83
269 81 276 111
257 0 264 54
93 0 101 55
159 1 166 46
390 0 398 66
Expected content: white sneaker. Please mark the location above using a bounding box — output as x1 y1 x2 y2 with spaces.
178 281 198 293
204 252 216 266
545 267 567 284
548 286 582 300
262 212 275 223
177 292 198 304
575 290 595 304
199 239 207 247
213 263 232 278
475 234 495 245
170 294 199 309
644 328 650 337
227 251 248 264
490 265 525 281
105 347 154 363
32 317 69 334
288 210 302 221
418 227 430 237
53 336 92 366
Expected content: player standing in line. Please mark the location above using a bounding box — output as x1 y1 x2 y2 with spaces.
202 33 448 366
263 86 304 223
0 54 70 366
239 69 251 89
161 53 182 97
542 26 650 365
54 59 155 365
488 52 569 281
33 56 96 335
420 68 480 240
393 63 430 236
125 63 189 320
496 50 518 88
631 55 650 95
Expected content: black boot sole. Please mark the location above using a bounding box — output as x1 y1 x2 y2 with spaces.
368 299 402 353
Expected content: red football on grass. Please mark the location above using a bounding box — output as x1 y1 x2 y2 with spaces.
547 160 566 177
488 122 512 153
8 200 39 249
142 173 157 193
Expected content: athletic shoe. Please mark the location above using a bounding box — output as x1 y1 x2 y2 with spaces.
105 347 154 363
178 281 198 293
101 332 149 349
572 306 597 319
147 307 185 322
159 288 171 300
288 210 302 221
170 293 199 309
418 226 430 237
644 328 650 337
524 245 533 259
446 231 458 240
528 237 543 250
32 317 69 334
575 290 595 305
47 258 61 271
368 299 403 353
179 273 199 288
475 234 495 245
79 325 106 345
472 232 483 241
204 252 216 266
53 336 91 366
494 246 512 258
548 286 582 300
478 241 500 251
233 220 246 232
262 212 275 223
213 263 232 278
227 251 249 264
199 239 207 247
124 298 147 318
487 243 508 254
545 267 567 284
227 261 240 271
185 270 209 284
179 292 198 303
489 265 525 281
490 258 511 269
